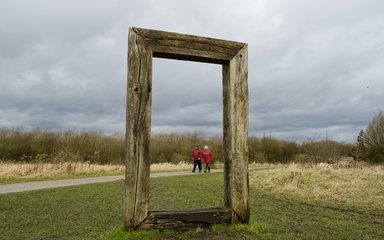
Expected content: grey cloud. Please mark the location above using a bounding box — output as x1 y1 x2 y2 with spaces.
1 0 384 143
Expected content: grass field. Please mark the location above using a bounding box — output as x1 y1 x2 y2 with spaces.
1 164 383 239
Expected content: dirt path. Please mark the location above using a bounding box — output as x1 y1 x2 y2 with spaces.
0 169 223 194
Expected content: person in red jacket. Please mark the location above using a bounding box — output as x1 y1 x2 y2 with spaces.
191 145 203 172
202 145 213 173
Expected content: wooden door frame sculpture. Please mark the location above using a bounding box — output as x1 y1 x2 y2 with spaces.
125 27 249 230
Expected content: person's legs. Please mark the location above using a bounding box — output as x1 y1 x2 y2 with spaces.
207 163 210 172
192 160 197 172
197 160 202 172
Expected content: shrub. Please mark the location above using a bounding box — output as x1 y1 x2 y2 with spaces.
362 111 384 163
259 136 299 163
0 128 125 164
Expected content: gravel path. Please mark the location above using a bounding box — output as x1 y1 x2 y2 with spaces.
0 169 223 194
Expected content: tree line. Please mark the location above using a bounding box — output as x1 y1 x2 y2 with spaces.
1 111 383 164
0 127 380 165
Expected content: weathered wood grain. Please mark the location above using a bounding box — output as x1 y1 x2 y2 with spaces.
223 44 250 223
132 27 245 64
139 208 231 230
133 27 244 52
125 28 153 230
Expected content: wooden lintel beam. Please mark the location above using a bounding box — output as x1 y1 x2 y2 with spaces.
133 27 245 64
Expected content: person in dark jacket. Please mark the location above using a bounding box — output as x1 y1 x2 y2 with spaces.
191 145 203 172
202 145 213 172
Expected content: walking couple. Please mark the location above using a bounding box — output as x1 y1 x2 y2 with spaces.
192 145 213 173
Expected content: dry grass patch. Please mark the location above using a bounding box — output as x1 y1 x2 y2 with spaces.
250 162 384 213
0 161 202 180
150 161 193 172
0 161 124 178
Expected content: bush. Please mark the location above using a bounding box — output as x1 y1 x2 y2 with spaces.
258 136 299 163
302 139 348 164
0 128 125 164
149 133 224 164
362 111 384 163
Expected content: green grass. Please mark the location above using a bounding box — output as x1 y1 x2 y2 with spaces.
1 170 383 239
99 223 273 240
0 181 124 239
149 172 224 210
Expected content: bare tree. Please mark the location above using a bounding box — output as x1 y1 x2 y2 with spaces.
363 111 384 163
351 130 365 161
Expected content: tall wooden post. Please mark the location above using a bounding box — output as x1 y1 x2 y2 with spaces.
125 28 152 230
125 27 249 230
223 45 249 223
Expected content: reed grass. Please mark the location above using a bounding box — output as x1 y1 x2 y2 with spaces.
0 161 124 178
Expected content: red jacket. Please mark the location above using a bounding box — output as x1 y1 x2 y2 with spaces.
192 148 203 160
202 150 213 164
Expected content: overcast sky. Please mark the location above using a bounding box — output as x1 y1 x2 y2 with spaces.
1 0 383 143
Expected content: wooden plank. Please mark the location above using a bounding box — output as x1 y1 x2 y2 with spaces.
147 38 241 55
222 44 250 223
125 28 152 230
139 208 231 230
152 46 233 64
133 27 244 52
132 27 245 64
